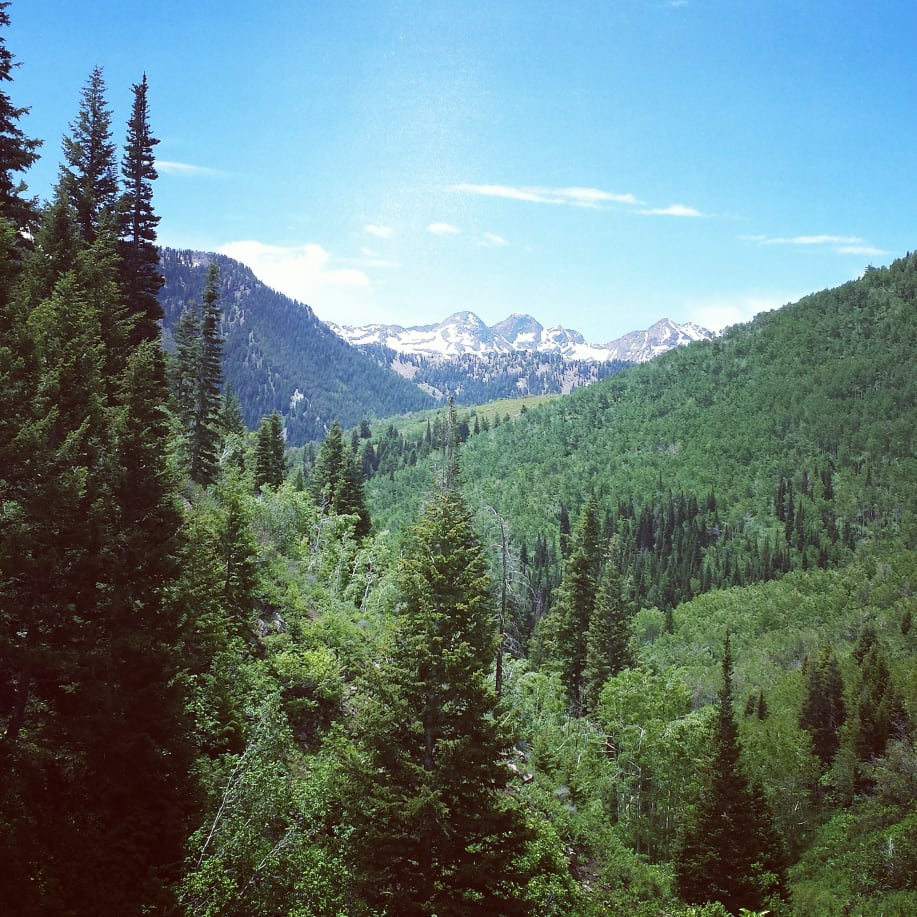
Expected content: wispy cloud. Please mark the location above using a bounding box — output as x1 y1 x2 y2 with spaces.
364 223 394 239
219 240 370 307
155 159 220 177
836 245 889 257
744 233 889 256
640 203 704 217
427 222 462 235
452 183 643 208
481 232 508 247
685 291 799 333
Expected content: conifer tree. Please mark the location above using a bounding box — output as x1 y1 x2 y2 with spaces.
311 418 345 509
0 57 194 911
348 473 532 915
675 636 785 912
309 420 371 536
334 443 371 538
799 647 846 767
848 641 910 785
119 73 163 344
254 410 286 490
551 496 602 714
583 537 633 713
0 1 40 234
60 66 119 244
189 262 223 484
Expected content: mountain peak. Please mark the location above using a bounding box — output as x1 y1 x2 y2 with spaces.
331 312 713 362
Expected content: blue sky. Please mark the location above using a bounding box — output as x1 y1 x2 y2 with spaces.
10 1 916 341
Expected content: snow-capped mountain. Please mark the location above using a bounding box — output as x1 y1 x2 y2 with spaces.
329 312 712 363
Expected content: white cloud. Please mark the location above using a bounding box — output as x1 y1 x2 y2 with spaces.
685 292 798 333
155 159 220 177
427 222 462 235
836 245 889 257
364 223 394 239
640 203 704 217
452 183 643 208
219 240 370 308
481 232 508 247
745 233 888 257
758 234 865 246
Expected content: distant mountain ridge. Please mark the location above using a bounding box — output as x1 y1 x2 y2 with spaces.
329 312 712 362
157 249 434 444
157 249 714 442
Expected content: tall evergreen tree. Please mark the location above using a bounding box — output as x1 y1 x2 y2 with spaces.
119 73 163 344
848 641 910 787
189 262 223 485
546 495 602 714
0 60 194 911
583 537 633 714
799 647 846 768
254 410 286 490
675 636 785 913
334 443 371 538
348 477 532 915
60 66 119 244
0 1 40 234
311 418 345 509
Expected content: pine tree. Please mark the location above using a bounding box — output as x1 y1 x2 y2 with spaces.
675 636 786 912
119 73 163 344
583 537 633 714
849 642 910 777
799 647 846 768
0 1 40 234
552 496 602 714
333 444 371 538
348 478 532 915
189 262 223 484
60 66 119 244
311 419 345 509
254 411 286 490
309 419 371 535
0 61 194 911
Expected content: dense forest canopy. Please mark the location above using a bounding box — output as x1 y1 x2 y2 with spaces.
0 4 914 915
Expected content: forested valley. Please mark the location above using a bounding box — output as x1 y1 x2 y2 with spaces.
0 6 915 915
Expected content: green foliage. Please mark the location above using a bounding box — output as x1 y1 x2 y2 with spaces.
597 668 713 860
311 420 371 538
800 646 846 767
346 482 533 915
119 73 163 344
60 66 119 244
0 1 40 233
254 410 286 490
675 637 787 913
181 695 352 917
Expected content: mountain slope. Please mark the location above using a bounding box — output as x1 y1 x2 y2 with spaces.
158 249 434 444
368 254 917 549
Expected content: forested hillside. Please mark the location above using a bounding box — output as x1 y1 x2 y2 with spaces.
369 256 916 607
1 5 914 915
159 248 435 443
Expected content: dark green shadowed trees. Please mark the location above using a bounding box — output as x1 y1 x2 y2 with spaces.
675 636 786 913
